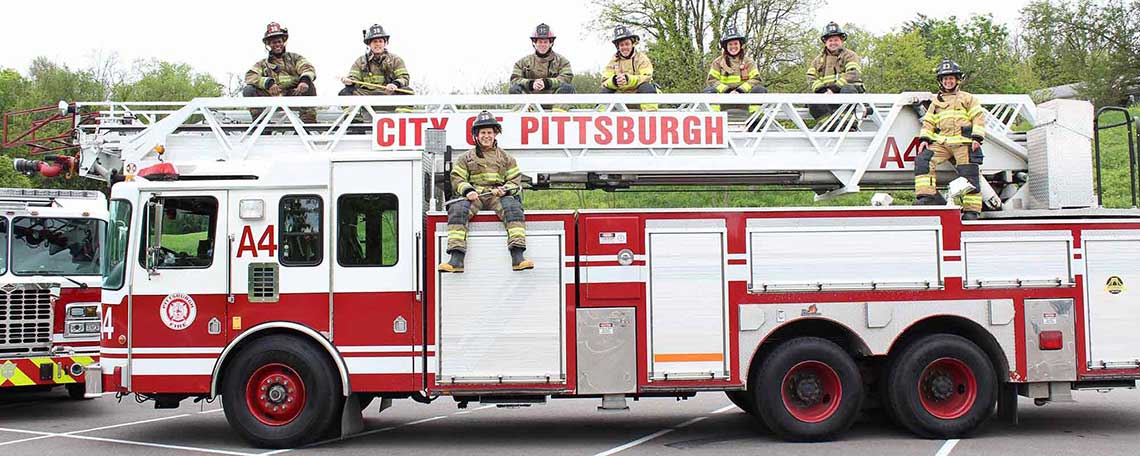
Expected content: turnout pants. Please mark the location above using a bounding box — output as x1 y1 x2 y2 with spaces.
703 84 769 113
915 143 983 213
242 84 318 123
600 82 659 111
446 194 527 253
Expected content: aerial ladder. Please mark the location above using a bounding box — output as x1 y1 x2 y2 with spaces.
5 93 1097 212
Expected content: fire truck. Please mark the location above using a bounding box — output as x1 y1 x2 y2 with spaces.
0 183 106 398
33 93 1140 448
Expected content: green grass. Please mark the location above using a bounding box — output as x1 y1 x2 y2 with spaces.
161 232 207 255
1091 108 1140 209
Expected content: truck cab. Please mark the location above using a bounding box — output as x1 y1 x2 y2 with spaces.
0 188 106 399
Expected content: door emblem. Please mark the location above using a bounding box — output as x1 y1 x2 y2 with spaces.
1106 276 1126 295
160 293 198 331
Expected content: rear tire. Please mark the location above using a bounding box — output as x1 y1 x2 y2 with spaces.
885 334 996 439
726 390 756 416
222 335 343 448
753 337 863 441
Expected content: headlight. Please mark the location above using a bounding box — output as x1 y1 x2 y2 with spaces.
85 322 101 333
68 322 86 335
66 303 99 320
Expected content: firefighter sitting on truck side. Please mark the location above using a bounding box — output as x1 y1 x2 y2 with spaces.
704 24 767 118
601 25 659 111
340 24 412 98
915 59 986 220
438 111 534 273
806 22 864 120
242 22 318 124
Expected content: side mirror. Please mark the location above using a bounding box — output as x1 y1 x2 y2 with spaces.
145 196 164 277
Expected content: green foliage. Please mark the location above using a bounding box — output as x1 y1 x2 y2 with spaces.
1022 0 1140 106
861 30 937 93
902 14 1039 94
112 60 222 101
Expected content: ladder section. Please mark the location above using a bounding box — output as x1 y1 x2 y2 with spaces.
68 93 1037 196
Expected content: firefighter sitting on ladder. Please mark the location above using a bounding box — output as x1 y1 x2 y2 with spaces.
704 24 767 121
439 111 534 273
601 25 659 111
340 24 413 98
806 22 864 120
510 23 575 98
242 22 318 124
915 59 986 220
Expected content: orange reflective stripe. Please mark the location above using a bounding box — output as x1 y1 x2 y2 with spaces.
653 353 724 362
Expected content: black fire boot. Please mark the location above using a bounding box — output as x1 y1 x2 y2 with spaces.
510 247 534 271
437 251 465 273
915 194 947 206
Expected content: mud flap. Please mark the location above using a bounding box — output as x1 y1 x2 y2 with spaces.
997 383 1018 425
340 393 365 437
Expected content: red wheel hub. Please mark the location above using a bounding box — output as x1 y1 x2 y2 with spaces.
918 357 977 420
781 360 842 423
245 363 306 426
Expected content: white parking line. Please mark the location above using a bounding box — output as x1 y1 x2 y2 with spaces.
0 421 257 456
935 439 960 456
0 408 231 453
259 404 497 455
592 407 721 456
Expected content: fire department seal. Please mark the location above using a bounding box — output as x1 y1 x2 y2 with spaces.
160 293 197 330
1106 276 1126 295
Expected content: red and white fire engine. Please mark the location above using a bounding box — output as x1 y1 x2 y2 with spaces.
42 93 1140 448
0 182 105 398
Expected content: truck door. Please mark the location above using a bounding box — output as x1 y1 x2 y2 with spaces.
331 160 417 391
227 189 331 341
129 191 229 392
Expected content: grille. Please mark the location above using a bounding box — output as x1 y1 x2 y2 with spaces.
0 286 54 354
248 263 279 303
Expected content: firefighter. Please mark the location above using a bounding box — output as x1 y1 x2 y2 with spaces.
914 59 986 220
439 111 533 273
242 22 318 123
806 22 864 120
704 24 767 116
340 24 412 97
601 25 659 111
510 23 575 98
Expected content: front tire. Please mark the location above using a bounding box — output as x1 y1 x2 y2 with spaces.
753 337 863 441
885 334 996 438
222 335 342 448
66 383 89 400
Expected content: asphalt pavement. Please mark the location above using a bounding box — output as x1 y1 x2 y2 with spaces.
1 386 1138 455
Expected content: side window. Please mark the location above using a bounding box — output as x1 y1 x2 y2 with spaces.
337 194 398 267
139 196 219 269
280 195 323 266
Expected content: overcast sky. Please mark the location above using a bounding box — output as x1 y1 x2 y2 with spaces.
0 0 1028 96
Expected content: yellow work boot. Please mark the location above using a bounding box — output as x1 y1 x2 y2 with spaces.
437 251 464 273
510 247 534 271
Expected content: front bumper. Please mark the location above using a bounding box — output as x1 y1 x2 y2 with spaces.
0 354 97 388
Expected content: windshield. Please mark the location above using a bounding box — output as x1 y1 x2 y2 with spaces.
11 217 104 276
102 200 131 289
